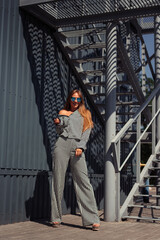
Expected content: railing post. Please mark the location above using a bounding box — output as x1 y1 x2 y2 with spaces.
136 114 141 183
142 42 146 97
152 97 156 154
115 140 120 221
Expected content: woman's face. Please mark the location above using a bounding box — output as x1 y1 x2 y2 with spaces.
70 92 81 111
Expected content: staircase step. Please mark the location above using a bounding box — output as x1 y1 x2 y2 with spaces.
65 42 106 50
84 81 105 86
72 57 105 63
134 194 160 198
149 167 160 170
144 175 159 178
139 185 160 187
80 70 105 77
60 28 106 37
116 92 135 95
153 159 160 163
122 215 160 221
128 204 160 210
116 112 135 116
116 101 139 106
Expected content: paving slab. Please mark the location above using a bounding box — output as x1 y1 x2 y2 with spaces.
0 211 159 240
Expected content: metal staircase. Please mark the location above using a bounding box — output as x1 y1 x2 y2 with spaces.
112 83 160 222
56 22 146 128
124 152 160 222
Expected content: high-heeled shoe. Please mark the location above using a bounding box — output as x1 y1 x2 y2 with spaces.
92 223 100 231
52 222 61 228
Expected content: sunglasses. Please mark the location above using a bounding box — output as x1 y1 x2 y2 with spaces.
71 97 81 102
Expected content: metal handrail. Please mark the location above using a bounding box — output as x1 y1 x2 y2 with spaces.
112 82 160 146
119 107 160 171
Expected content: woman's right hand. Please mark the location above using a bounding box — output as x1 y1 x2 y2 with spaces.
54 118 60 124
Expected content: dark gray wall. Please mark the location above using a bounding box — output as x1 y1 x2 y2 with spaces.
0 0 104 225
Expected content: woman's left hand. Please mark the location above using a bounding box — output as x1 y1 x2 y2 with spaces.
75 148 83 157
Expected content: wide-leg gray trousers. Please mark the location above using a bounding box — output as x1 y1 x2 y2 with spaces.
51 136 100 226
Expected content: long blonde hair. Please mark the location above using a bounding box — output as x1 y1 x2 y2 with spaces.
64 89 93 131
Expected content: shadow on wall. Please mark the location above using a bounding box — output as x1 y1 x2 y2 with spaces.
20 11 77 221
20 12 62 221
25 171 51 221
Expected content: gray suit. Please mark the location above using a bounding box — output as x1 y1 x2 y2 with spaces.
51 110 100 226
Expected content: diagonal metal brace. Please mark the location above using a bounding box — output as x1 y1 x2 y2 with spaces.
117 33 152 123
130 19 155 81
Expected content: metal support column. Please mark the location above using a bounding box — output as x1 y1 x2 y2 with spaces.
104 23 117 222
155 16 160 205
155 16 160 141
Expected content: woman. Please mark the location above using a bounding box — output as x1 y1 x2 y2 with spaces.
51 89 100 231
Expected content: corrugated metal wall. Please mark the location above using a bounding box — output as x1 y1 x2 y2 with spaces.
0 0 48 171
0 0 104 225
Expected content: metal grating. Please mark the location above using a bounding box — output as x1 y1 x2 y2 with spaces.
38 0 160 20
19 0 160 28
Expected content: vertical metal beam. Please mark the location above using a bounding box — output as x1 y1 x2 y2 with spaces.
126 30 131 58
152 97 156 154
136 114 141 183
155 16 160 141
155 15 160 206
104 23 117 222
142 43 146 97
115 140 120 221
141 41 150 201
